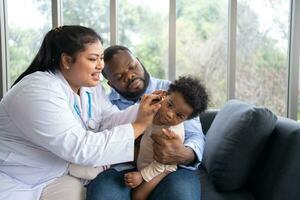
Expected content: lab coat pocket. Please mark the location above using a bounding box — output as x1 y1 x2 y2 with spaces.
3 152 44 169
0 152 47 185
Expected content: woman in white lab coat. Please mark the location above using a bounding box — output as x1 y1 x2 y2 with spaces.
0 25 161 200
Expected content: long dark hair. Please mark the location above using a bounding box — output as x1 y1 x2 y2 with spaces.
12 25 103 86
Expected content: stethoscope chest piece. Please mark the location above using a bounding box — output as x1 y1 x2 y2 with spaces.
87 119 96 130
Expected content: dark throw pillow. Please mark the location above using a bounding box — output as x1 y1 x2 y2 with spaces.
203 99 277 191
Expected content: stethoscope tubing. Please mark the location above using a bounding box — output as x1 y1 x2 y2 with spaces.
73 91 96 130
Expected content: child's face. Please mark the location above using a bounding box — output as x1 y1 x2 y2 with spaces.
153 91 193 126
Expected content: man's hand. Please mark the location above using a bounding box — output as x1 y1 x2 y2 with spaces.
151 128 195 165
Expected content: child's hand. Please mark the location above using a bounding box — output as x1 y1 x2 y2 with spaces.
124 171 143 188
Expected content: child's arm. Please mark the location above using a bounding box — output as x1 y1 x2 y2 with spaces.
124 124 184 200
140 123 184 181
140 160 177 182
132 171 169 200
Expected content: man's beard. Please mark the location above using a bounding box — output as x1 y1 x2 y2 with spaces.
112 65 150 102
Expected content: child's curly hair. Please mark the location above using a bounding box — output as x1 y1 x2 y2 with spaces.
168 76 209 119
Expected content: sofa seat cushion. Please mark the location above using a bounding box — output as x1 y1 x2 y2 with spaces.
199 166 255 200
203 100 277 191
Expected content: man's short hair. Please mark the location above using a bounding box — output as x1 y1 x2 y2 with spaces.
102 45 133 78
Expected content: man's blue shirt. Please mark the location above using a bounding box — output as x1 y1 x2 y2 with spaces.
108 77 205 169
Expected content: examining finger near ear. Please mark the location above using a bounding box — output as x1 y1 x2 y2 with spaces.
152 104 161 113
140 94 159 104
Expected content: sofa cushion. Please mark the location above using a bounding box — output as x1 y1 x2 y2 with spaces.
199 166 256 200
203 100 277 191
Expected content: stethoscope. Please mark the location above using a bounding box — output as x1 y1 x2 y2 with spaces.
73 91 96 130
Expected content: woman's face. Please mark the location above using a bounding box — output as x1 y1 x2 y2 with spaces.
62 40 104 93
153 91 193 126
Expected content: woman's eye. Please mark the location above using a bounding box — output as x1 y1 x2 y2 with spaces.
89 58 97 61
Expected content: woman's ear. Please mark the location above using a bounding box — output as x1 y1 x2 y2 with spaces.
61 53 72 70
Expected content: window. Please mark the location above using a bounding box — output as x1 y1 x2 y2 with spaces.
63 0 110 47
118 0 169 79
176 0 228 108
7 0 51 86
236 0 290 116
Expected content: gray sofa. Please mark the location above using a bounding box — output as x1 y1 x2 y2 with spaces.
199 102 300 200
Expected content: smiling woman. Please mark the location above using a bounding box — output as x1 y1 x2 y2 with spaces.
0 25 161 200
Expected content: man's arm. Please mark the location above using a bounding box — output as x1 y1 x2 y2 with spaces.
180 117 205 169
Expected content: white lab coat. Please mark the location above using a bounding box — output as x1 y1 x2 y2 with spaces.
0 71 138 200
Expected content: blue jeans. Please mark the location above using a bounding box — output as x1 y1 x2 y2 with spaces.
86 167 201 200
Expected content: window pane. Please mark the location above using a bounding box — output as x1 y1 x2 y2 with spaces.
7 0 51 86
176 0 228 108
63 0 110 47
236 0 290 116
118 0 169 79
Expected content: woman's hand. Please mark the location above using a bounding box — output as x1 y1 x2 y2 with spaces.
132 94 161 138
151 90 167 100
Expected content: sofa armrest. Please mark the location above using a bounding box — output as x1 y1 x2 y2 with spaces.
199 109 218 134
249 117 300 200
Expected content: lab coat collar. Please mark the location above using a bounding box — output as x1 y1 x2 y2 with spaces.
55 70 94 128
